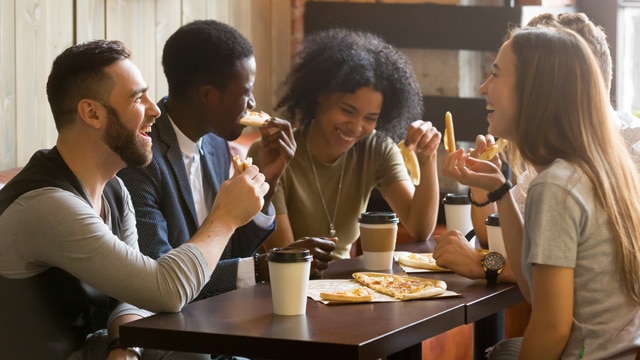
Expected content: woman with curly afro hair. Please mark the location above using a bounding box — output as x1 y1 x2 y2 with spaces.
249 28 441 259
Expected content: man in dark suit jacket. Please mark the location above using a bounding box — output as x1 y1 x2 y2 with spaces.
118 20 336 299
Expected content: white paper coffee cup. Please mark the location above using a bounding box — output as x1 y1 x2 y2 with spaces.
442 193 473 235
267 248 312 315
358 212 399 270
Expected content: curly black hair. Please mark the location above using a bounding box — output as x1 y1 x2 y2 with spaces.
275 28 423 142
162 19 254 99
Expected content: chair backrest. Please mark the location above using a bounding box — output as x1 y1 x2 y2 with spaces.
0 167 23 190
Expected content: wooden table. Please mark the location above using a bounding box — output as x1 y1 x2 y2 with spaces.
120 241 523 360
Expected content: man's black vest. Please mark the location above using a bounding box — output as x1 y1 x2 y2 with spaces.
0 147 125 360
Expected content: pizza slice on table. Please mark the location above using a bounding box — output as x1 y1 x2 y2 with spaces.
352 272 447 300
397 253 450 272
319 286 375 303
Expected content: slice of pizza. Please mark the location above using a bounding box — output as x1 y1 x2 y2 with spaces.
352 272 447 300
478 138 508 161
232 155 253 172
319 286 375 303
397 253 450 272
239 111 271 127
398 140 420 186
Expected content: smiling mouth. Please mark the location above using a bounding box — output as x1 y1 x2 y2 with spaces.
139 123 153 137
337 129 356 142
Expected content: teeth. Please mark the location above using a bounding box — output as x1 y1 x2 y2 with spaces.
486 105 495 111
337 130 356 142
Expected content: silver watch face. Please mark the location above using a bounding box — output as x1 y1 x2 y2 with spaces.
483 252 505 270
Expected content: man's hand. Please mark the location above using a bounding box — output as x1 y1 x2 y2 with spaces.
284 237 336 278
432 230 485 280
207 165 269 229
257 118 296 200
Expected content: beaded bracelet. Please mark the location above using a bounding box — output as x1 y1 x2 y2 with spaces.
468 180 512 207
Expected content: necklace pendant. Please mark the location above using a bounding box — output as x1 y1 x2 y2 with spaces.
329 225 336 237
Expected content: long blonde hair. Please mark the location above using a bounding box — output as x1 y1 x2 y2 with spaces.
510 27 640 303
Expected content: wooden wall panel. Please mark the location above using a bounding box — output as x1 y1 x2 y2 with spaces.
0 1 289 168
15 0 73 165
105 0 158 100
233 0 273 113
154 0 182 100
269 1 292 109
0 0 16 169
76 0 105 43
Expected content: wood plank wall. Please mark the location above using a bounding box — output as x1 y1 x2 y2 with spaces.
0 0 291 170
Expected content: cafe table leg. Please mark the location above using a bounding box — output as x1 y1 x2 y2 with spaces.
387 342 421 360
473 311 505 360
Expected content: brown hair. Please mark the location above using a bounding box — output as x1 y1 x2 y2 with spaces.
510 27 640 303
46 40 130 131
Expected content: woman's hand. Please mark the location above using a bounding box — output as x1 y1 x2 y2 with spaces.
404 120 442 162
441 148 505 192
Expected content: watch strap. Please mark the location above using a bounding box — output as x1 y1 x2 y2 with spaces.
485 268 499 283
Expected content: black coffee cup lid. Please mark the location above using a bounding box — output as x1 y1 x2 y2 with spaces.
485 213 500 226
358 211 399 224
267 248 312 263
442 193 470 205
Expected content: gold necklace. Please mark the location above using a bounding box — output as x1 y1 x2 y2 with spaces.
305 137 346 237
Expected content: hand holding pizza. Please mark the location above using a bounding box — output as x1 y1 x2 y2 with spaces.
206 165 269 229
399 120 441 186
441 147 506 194
469 134 507 165
242 111 296 202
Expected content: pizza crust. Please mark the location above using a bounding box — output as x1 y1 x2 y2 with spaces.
397 253 449 271
319 286 374 303
352 272 447 300
443 111 456 153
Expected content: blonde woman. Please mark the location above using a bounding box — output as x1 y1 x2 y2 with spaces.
442 26 640 359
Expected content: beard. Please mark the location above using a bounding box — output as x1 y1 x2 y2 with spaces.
103 104 152 167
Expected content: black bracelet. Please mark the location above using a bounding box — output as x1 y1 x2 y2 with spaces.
468 180 512 207
254 253 264 284
468 188 491 207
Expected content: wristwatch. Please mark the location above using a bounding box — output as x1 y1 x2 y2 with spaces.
481 251 505 284
107 337 142 359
